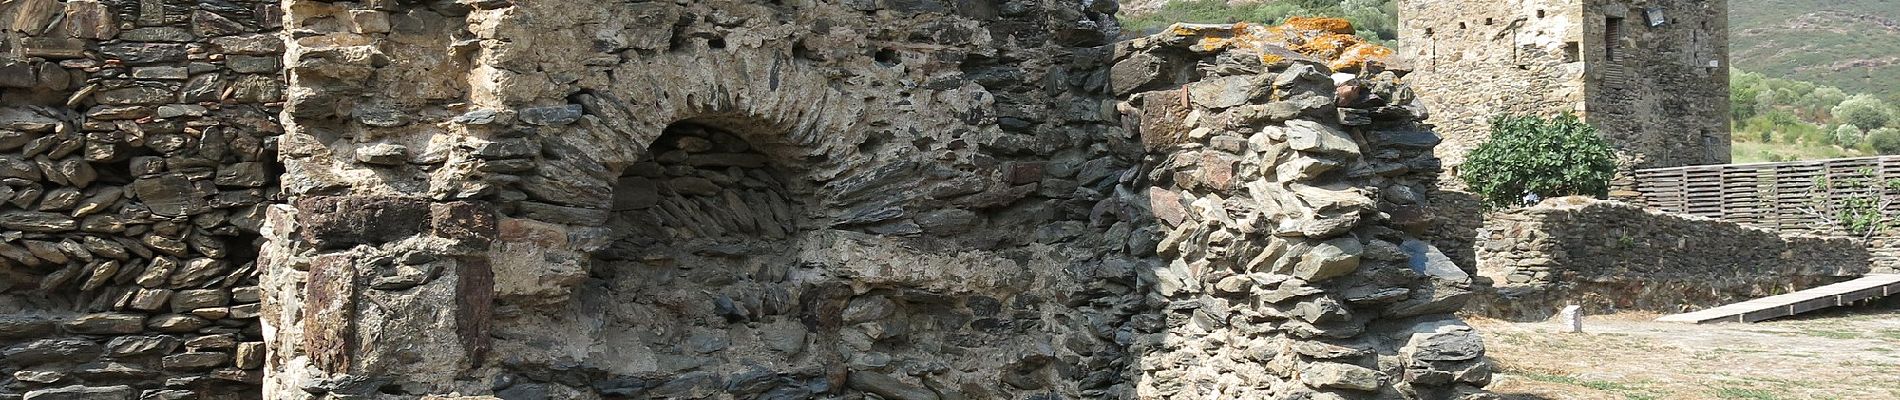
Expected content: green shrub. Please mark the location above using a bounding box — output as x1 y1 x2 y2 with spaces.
1870 127 1900 155
1834 94 1894 130
1834 124 1865 148
1459 114 1618 207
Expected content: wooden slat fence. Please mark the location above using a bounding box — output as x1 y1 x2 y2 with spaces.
1625 156 1900 271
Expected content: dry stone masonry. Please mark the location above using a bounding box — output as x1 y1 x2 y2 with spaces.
1470 198 1870 321
0 0 283 398
1112 21 1489 399
3 0 1493 399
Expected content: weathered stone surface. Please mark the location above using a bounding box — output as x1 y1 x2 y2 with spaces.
22 385 135 400
846 371 939 400
295 196 432 249
146 314 212 333
66 313 144 334
1300 362 1382 391
105 335 181 357
3 338 102 365
1294 237 1362 282
0 317 55 339
161 352 230 370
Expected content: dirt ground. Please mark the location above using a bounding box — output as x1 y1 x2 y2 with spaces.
1472 302 1900 400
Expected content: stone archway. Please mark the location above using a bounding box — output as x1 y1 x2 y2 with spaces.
565 121 824 398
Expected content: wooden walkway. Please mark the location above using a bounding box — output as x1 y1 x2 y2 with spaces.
1656 274 1900 323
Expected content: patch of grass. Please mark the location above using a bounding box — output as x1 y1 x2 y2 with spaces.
1713 386 1784 400
1799 328 1862 339
1731 140 1867 163
1516 372 1658 399
1877 329 1900 341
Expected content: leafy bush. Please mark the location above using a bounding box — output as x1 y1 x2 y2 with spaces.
1833 124 1865 148
1834 94 1895 130
1870 127 1900 155
1459 114 1618 207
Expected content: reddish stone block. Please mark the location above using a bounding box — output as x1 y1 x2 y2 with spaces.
455 258 493 365
431 201 496 251
304 253 356 374
296 196 433 250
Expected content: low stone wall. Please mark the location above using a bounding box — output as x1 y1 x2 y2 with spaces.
1470 199 1871 321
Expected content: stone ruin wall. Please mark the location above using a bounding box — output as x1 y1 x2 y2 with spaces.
1398 0 1730 172
0 0 283 398
0 0 1496 399
1399 0 1731 281
1469 199 1869 321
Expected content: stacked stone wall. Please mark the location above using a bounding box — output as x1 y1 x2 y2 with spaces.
1110 24 1491 399
0 0 283 398
1398 0 1729 173
1470 199 1870 321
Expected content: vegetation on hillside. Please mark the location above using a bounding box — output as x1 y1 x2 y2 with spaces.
1732 69 1899 162
1116 0 1397 42
1459 115 1618 207
1731 0 1900 105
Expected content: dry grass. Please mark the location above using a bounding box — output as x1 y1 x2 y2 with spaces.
1474 305 1900 400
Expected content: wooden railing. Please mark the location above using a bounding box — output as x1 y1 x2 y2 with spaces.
1626 156 1900 271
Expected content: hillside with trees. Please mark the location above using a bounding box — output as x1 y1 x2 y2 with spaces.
1730 0 1900 104
1730 70 1898 162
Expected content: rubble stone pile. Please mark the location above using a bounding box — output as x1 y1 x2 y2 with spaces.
1112 20 1488 399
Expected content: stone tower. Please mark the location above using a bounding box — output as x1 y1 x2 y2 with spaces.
1397 0 1731 171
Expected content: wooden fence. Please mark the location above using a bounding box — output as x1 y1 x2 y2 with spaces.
1625 156 1900 271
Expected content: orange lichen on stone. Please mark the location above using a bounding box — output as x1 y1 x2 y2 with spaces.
1290 33 1363 60
1329 42 1397 72
1282 16 1356 35
1163 18 1395 72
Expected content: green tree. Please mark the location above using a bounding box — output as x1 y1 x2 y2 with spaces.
1834 124 1865 148
1459 114 1619 207
1833 94 1894 130
1870 127 1900 155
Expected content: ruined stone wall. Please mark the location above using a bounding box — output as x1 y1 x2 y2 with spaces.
253 0 1491 397
1110 24 1490 399
0 0 282 398
1397 0 1729 172
1470 199 1869 321
258 0 1163 397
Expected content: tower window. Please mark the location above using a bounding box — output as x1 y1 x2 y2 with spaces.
1605 16 1625 61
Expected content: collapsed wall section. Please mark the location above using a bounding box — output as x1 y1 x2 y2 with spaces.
1470 199 1869 321
1111 22 1490 399
0 0 282 398
260 0 1155 398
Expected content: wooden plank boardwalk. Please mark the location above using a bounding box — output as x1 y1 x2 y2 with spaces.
1656 274 1900 323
